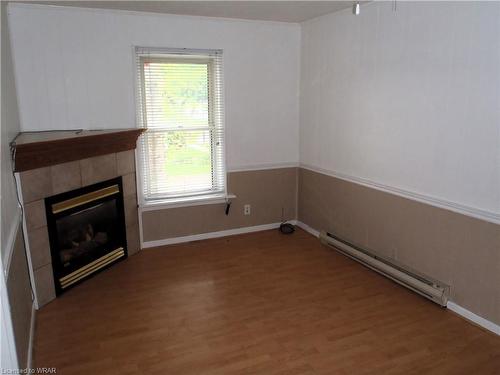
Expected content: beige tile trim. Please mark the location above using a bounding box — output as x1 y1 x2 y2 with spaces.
3 208 22 277
300 164 500 225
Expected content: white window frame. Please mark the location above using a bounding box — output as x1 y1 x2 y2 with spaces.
134 47 227 209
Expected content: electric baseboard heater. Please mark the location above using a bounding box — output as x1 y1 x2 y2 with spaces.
319 231 449 306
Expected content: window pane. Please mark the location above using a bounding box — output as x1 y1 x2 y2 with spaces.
136 48 225 201
143 62 209 129
145 129 213 196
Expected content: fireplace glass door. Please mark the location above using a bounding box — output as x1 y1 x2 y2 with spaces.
45 177 127 294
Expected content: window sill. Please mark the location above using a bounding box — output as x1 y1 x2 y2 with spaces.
139 193 236 211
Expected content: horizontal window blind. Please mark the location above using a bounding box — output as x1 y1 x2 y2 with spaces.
135 47 225 202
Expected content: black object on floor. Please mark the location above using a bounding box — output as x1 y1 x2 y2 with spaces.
279 222 295 234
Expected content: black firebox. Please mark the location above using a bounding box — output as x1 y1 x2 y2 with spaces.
45 177 127 295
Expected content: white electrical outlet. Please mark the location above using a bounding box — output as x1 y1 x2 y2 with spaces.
244 204 251 215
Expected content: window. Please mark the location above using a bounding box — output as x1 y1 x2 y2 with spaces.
135 47 226 205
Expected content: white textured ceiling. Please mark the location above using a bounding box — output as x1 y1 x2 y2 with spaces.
17 1 356 22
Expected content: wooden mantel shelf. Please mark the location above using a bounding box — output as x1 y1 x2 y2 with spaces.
12 128 145 172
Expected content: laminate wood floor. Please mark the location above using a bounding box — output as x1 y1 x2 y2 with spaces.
34 229 500 374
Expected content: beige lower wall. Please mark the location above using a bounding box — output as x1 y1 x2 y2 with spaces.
7 226 33 368
142 167 298 242
298 168 500 326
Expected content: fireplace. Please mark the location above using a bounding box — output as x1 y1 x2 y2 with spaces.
45 177 127 294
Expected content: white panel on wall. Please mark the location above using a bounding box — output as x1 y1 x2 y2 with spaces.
8 4 300 170
300 1 500 216
2 2 22 261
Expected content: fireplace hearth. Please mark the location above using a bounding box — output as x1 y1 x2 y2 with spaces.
45 177 127 294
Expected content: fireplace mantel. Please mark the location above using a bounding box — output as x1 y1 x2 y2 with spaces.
12 128 145 172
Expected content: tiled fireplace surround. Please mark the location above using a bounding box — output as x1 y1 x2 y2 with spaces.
18 150 140 307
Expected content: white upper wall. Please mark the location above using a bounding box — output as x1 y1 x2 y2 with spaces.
1 3 22 265
8 4 301 170
8 2 500 218
300 1 500 217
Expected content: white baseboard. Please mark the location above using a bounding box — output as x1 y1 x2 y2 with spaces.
447 301 500 336
142 222 283 248
296 220 320 237
26 302 36 369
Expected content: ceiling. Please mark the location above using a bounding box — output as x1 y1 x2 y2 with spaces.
18 1 356 23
